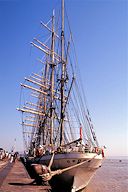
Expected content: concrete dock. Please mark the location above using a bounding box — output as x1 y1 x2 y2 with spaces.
0 160 51 192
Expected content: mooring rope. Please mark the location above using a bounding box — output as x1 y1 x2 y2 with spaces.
39 153 98 181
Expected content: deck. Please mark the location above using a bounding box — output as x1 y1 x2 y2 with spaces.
0 160 51 192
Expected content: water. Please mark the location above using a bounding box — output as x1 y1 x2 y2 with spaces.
84 158 128 192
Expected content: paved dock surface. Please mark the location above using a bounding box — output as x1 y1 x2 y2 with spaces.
0 160 51 192
0 162 13 188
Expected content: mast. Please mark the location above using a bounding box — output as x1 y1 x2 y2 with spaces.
60 0 65 146
50 10 55 145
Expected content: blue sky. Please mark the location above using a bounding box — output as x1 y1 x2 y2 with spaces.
0 0 127 156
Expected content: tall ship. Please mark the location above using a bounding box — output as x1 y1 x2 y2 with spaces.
17 0 104 191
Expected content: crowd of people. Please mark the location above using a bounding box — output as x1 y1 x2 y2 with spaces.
0 148 18 163
31 141 105 158
31 142 92 158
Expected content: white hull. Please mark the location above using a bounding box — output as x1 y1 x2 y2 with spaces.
33 152 103 191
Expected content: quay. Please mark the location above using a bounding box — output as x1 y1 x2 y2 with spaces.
0 160 51 192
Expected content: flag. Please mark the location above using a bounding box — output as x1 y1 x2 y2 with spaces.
80 125 82 140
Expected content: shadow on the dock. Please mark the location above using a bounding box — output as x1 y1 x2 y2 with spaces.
9 182 51 189
9 182 37 186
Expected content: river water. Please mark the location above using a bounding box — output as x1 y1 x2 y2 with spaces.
84 158 128 192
